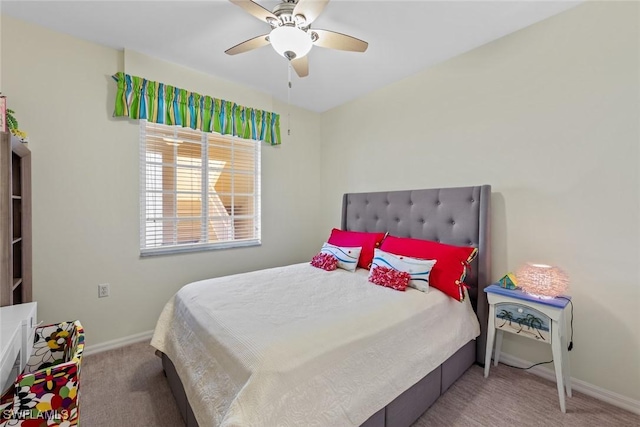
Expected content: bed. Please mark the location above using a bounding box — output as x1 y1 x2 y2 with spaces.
152 185 491 427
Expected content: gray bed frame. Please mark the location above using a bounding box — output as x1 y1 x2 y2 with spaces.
161 185 491 427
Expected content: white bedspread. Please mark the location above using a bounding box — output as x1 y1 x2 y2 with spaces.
151 263 480 427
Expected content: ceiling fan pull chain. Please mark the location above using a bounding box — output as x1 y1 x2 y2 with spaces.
287 61 292 136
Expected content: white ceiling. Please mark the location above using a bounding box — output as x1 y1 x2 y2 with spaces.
2 1 580 112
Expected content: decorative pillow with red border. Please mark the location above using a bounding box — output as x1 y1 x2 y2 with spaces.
310 252 338 271
318 242 362 272
370 248 436 292
327 228 386 269
380 235 478 301
368 266 411 291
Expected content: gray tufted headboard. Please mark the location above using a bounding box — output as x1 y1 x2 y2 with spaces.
341 185 491 364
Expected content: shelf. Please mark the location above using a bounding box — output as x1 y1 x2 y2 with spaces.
1 131 32 306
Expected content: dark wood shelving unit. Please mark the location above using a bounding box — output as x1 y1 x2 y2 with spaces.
1 131 32 306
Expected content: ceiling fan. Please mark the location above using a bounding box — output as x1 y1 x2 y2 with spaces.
225 0 368 78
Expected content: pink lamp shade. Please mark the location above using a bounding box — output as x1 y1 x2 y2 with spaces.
515 263 569 299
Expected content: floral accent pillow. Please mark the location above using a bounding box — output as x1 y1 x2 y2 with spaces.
370 248 437 292
369 266 411 291
310 253 338 271
318 242 362 272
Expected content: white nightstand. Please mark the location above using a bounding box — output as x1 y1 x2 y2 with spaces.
483 284 572 413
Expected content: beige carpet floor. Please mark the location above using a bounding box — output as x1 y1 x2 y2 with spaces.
82 341 640 426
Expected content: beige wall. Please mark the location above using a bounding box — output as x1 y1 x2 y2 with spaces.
1 16 323 345
320 2 639 401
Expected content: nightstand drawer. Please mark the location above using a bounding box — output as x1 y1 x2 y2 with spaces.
495 302 551 342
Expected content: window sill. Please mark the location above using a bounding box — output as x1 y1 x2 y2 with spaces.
140 239 261 257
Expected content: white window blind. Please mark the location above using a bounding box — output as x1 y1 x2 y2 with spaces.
140 121 261 255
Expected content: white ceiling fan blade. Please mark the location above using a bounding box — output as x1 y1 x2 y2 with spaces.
312 29 368 52
293 0 329 25
291 56 309 78
229 0 277 23
225 34 270 55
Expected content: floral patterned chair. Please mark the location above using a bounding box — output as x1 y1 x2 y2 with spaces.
0 321 84 427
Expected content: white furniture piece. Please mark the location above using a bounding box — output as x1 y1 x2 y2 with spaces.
0 302 37 393
483 284 572 413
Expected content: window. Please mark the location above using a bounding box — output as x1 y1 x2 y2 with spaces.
140 121 261 255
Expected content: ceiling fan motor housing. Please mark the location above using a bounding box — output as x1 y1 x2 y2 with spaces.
272 1 307 29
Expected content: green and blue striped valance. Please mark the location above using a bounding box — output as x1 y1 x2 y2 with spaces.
112 72 281 145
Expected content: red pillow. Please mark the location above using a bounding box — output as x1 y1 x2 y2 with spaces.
380 235 477 301
369 266 411 291
311 252 338 271
327 228 386 269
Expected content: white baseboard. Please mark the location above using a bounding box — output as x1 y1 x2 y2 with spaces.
83 330 154 357
497 352 640 415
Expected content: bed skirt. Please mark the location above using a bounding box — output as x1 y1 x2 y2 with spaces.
160 339 476 427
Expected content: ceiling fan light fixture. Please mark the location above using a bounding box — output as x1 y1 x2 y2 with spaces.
269 25 313 59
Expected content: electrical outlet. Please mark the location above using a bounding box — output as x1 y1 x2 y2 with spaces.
98 283 110 298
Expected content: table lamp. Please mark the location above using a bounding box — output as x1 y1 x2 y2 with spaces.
515 263 569 299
